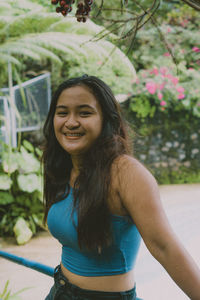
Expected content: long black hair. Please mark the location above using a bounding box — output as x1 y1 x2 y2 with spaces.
42 75 133 251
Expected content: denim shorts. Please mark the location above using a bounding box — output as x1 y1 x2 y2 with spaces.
45 265 142 300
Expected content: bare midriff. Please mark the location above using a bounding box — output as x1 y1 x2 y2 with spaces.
60 263 135 292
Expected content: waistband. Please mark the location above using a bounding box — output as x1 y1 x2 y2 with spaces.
54 264 137 298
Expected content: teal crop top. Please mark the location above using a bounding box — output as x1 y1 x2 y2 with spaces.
47 187 141 276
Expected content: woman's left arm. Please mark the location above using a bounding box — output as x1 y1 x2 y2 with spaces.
117 156 200 300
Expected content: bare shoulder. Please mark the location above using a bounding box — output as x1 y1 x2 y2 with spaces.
111 154 161 219
112 154 158 192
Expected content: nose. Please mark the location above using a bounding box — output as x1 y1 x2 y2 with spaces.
64 114 80 129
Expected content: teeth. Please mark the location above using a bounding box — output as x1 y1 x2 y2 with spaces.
65 133 83 136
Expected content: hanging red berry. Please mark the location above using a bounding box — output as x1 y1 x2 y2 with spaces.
75 0 93 22
50 0 94 22
51 0 75 17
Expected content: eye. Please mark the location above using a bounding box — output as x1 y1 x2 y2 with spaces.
57 111 68 116
80 111 92 116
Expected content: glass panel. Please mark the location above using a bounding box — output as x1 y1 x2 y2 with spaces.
14 74 50 129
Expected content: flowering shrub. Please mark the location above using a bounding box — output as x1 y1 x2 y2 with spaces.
131 4 200 73
130 65 200 119
120 3 200 184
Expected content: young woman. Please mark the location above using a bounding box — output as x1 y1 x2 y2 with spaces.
43 75 200 300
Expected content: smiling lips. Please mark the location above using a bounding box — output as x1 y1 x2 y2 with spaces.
63 132 85 139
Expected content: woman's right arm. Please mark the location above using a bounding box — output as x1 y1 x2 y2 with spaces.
116 155 200 300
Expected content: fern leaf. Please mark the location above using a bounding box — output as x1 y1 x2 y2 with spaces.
0 53 21 65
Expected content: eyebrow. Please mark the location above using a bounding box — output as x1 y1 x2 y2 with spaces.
55 104 96 110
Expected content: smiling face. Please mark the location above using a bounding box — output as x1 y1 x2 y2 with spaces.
53 85 103 160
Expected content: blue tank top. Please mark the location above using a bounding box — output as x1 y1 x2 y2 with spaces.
47 187 141 276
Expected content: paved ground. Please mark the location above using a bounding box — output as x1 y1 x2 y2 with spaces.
0 183 200 300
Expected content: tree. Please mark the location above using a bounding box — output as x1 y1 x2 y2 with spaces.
0 0 136 94
48 0 200 55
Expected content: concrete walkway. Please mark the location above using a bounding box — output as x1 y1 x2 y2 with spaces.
0 184 200 300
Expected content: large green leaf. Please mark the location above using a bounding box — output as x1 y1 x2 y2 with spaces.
0 0 44 16
17 173 40 193
0 191 14 205
2 152 19 174
22 139 34 153
0 1 136 91
13 217 33 245
0 174 12 190
18 146 40 173
32 213 45 229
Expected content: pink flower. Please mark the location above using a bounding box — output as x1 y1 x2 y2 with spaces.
166 73 173 79
159 82 165 90
160 67 168 76
192 47 200 53
160 100 167 106
167 27 171 33
157 92 163 100
150 67 159 75
188 68 194 70
166 73 178 85
171 76 179 85
164 52 170 57
97 61 102 65
146 82 157 94
176 86 185 93
178 93 185 99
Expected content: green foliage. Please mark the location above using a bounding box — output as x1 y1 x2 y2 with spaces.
122 99 200 185
130 95 156 119
0 280 30 300
13 217 33 245
0 175 12 190
3 14 61 37
0 0 44 16
115 3 200 185
30 0 55 12
0 140 44 244
166 3 200 28
17 174 41 193
0 191 14 205
157 166 200 185
0 0 136 95
131 6 200 70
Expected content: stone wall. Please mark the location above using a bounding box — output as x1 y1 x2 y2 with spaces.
121 101 200 184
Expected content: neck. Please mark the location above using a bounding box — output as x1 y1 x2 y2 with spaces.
70 157 81 188
71 155 82 174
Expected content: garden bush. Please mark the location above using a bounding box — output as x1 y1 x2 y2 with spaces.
121 65 200 184
118 3 200 184
0 140 44 244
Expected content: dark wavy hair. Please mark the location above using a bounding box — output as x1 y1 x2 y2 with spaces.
42 75 133 251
